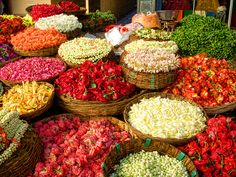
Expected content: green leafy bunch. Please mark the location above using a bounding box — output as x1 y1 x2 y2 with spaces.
171 14 236 61
90 10 116 22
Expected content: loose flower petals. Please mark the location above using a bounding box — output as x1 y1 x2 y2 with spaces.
179 115 236 177
59 1 80 11
128 96 206 139
11 27 67 51
31 116 131 177
0 57 66 82
55 60 135 102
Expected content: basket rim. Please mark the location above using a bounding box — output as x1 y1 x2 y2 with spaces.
123 92 208 144
0 57 67 86
14 45 59 54
103 138 199 177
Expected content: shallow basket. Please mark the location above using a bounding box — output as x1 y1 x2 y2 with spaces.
123 92 208 146
120 52 177 90
38 114 137 139
0 57 21 68
58 90 147 117
103 138 198 177
14 46 59 57
0 58 67 87
63 27 82 39
204 101 236 115
59 50 116 68
0 129 43 177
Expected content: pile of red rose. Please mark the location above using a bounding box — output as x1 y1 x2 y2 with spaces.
59 1 80 11
165 54 236 107
179 115 236 177
0 57 66 82
55 60 135 102
30 115 130 177
0 16 25 43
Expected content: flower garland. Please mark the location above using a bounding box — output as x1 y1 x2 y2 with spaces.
35 14 82 33
125 40 178 54
11 27 67 51
128 96 206 139
58 37 112 64
0 109 29 165
124 49 179 73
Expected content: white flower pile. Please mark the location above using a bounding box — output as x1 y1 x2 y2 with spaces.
35 14 82 33
111 150 189 177
128 96 206 139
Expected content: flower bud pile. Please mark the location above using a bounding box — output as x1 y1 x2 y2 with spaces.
0 43 18 63
111 150 188 177
0 57 66 82
128 96 206 139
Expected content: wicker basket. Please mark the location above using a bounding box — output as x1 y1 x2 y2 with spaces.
57 90 147 117
0 57 21 68
63 27 81 39
14 46 59 57
59 50 116 68
0 58 67 87
204 101 236 115
38 114 137 139
124 92 207 146
120 52 177 90
0 129 43 177
103 138 198 177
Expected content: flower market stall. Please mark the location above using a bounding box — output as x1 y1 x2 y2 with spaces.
0 1 235 177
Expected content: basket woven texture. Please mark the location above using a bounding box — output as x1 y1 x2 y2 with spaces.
19 82 55 121
204 101 236 115
120 52 177 90
59 50 116 68
14 46 59 57
58 90 147 117
103 138 199 177
39 114 137 139
124 92 208 146
0 129 43 177
0 57 21 68
0 59 67 87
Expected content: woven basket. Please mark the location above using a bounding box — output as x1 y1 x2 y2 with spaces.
103 138 198 177
38 114 137 139
0 59 67 87
0 129 43 177
57 90 147 117
120 52 177 90
63 27 81 39
0 57 21 68
204 101 236 115
59 50 116 68
14 46 59 57
124 92 207 146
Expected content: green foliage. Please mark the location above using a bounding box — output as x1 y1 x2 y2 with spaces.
171 14 236 61
89 10 116 23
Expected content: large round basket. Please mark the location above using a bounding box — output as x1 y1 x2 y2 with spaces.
14 46 59 57
59 50 116 68
204 101 236 115
0 58 67 87
0 57 21 68
0 129 43 177
38 114 137 139
63 27 81 39
120 52 177 90
103 138 198 177
20 82 55 121
57 90 147 117
123 92 207 146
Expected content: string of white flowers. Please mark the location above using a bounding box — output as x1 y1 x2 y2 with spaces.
128 96 206 139
124 49 180 73
35 14 82 33
111 150 188 177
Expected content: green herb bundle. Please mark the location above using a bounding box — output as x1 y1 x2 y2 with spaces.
171 14 236 61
